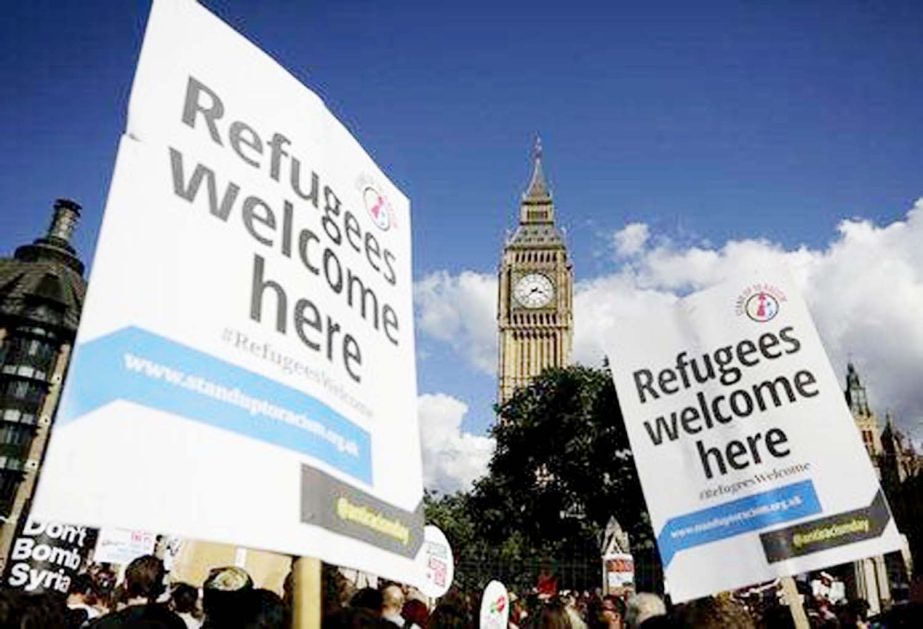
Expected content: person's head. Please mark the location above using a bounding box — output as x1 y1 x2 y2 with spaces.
598 594 624 629
243 589 286 629
68 573 96 604
203 566 254 625
325 605 393 629
0 590 69 629
624 593 665 629
674 595 754 629
351 588 384 613
124 555 167 602
539 599 573 629
426 600 471 629
382 585 405 615
403 598 429 627
171 582 199 615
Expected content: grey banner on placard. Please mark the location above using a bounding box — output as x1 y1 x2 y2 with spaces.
301 465 424 558
760 489 892 563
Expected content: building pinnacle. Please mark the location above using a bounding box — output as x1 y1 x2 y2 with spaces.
523 135 551 201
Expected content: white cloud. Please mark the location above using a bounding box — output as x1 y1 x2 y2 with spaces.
572 275 678 366
418 393 495 493
414 270 497 374
414 199 923 455
575 199 923 437
612 222 650 257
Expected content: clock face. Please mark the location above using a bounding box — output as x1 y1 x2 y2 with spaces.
513 273 554 308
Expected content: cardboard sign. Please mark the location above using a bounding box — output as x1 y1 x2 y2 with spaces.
418 525 454 598
32 0 423 584
603 553 634 590
604 268 902 602
93 528 156 566
4 519 96 594
479 580 509 629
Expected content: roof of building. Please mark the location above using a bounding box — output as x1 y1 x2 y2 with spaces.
0 200 87 335
508 139 567 249
523 137 552 202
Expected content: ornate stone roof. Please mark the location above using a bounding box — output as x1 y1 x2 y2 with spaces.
844 361 871 416
508 138 566 249
0 200 87 335
523 137 552 202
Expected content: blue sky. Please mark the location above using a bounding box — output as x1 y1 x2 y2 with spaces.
2 1 922 491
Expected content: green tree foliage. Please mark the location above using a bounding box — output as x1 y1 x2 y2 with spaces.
475 366 645 545
424 489 568 593
425 365 663 593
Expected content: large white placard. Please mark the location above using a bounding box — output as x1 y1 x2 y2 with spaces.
32 0 424 583
604 268 901 602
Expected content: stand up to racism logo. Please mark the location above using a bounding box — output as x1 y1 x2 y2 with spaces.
736 283 787 323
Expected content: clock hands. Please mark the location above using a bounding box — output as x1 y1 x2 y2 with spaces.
514 274 553 308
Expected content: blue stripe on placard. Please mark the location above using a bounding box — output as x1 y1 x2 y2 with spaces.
656 480 821 566
56 326 371 483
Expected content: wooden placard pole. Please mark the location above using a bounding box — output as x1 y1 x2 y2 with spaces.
292 557 322 629
780 576 809 629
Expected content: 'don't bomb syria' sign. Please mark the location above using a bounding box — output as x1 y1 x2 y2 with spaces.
4 520 95 594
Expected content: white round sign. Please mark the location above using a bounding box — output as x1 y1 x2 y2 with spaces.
479 580 510 629
418 525 454 598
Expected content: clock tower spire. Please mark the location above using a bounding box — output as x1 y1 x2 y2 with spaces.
497 139 574 405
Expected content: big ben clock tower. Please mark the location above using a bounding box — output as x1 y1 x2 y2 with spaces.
497 140 573 404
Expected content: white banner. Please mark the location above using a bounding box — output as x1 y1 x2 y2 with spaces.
604 268 901 602
32 0 424 584
93 528 156 566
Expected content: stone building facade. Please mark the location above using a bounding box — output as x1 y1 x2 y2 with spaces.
0 200 86 569
841 362 920 611
497 141 573 405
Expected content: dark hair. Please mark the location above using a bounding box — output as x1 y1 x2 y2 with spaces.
172 582 199 614
539 599 573 629
350 588 383 612
124 554 166 601
0 590 69 629
243 589 286 629
324 606 393 629
427 601 472 629
674 596 754 629
402 599 429 627
203 566 255 627
68 573 96 599
602 594 625 618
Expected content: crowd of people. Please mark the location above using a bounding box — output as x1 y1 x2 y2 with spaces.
0 555 284 628
1 554 921 627
322 580 916 629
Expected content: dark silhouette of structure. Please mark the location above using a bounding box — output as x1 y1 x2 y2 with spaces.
0 199 86 569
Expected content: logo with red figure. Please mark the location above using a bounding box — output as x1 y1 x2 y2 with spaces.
362 185 393 231
736 283 787 323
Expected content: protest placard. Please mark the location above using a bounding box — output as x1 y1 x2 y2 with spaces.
605 268 902 602
479 581 510 629
32 0 423 583
418 525 454 598
4 519 96 594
